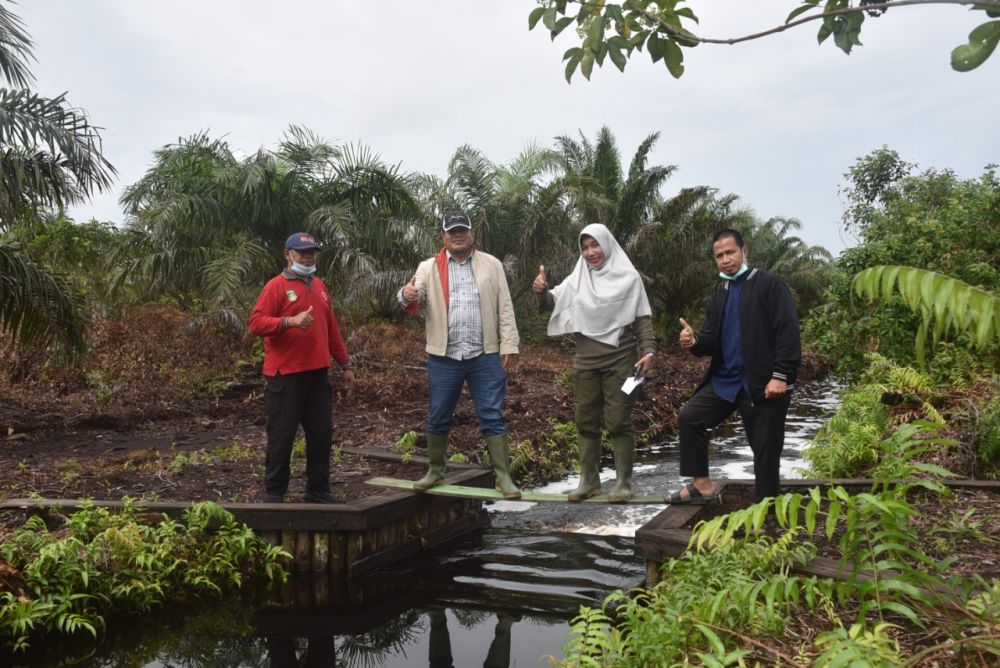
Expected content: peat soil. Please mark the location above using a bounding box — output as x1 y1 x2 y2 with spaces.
0 321 722 513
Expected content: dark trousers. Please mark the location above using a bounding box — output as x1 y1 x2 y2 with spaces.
678 383 792 502
265 368 333 495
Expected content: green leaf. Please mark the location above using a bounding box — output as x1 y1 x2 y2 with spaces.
952 20 1000 72
564 53 582 83
528 7 546 30
787 4 817 24
676 7 699 23
542 8 558 31
694 624 727 655
662 38 685 78
581 50 595 79
805 498 818 535
587 16 605 48
553 16 575 36
608 45 627 71
817 19 834 45
646 32 663 62
826 500 841 539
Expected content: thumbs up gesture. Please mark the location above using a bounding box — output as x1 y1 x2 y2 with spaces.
678 317 696 349
291 305 315 330
402 275 420 303
532 265 548 294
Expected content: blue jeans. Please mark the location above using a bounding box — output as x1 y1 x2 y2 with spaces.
426 353 507 437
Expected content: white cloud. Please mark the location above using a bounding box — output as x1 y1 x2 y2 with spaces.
18 0 1000 255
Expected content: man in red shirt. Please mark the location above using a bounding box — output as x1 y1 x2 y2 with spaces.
249 232 356 503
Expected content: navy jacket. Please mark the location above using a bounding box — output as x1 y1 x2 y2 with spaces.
690 268 801 402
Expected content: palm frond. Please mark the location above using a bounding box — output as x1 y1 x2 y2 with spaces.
0 241 85 357
0 3 34 88
854 265 1000 365
0 89 116 197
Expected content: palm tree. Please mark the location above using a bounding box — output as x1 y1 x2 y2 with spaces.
554 127 676 246
0 2 116 357
432 143 578 312
742 216 833 314
629 188 757 320
112 127 422 313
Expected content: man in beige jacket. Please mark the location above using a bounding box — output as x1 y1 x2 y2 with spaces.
399 211 521 499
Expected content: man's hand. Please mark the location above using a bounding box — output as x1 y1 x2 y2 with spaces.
289 305 315 330
500 353 517 370
342 368 356 397
634 353 654 375
678 318 696 349
402 275 419 303
764 378 787 399
532 265 547 294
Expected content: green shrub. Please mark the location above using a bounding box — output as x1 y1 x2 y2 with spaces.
0 500 287 654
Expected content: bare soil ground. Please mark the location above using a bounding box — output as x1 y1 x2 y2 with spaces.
0 315 727 510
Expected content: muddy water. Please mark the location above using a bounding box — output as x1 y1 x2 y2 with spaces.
16 381 840 667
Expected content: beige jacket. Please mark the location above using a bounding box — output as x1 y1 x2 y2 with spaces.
404 249 519 356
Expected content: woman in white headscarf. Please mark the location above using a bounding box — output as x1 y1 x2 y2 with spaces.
532 223 655 502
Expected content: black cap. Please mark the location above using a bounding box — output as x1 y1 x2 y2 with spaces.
442 212 472 232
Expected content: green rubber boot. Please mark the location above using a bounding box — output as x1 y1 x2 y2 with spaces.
568 435 603 501
607 436 635 503
413 433 448 491
485 434 521 500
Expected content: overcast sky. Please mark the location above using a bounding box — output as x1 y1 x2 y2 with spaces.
19 1 1000 255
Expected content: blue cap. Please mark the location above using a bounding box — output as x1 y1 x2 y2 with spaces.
285 232 321 250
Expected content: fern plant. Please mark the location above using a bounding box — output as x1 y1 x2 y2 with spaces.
559 485 1000 666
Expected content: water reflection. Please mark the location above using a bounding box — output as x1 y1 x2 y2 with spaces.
8 380 841 667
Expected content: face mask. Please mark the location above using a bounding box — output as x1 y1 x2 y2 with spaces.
719 263 749 281
291 261 316 276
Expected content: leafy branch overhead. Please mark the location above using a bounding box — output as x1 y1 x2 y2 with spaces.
528 0 1000 82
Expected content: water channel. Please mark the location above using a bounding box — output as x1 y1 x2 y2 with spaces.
19 380 841 667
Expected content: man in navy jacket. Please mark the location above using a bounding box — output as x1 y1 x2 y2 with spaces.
667 228 801 504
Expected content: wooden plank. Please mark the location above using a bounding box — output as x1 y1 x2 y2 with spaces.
339 446 484 469
365 477 669 504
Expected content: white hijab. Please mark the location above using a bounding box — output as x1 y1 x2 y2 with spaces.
547 223 652 347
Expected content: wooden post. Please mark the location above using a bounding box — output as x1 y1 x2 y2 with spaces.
312 532 330 572
329 532 346 573
295 532 312 572
646 561 661 587
280 531 295 566
313 572 330 607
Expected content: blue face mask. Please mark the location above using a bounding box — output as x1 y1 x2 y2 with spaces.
291 261 316 276
719 263 749 281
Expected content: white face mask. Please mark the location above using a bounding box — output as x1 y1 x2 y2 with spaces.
291 261 316 276
719 263 749 281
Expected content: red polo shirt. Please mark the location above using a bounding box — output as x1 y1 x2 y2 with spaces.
249 272 350 377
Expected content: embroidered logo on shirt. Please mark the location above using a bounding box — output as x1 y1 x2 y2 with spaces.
285 290 298 302
321 290 329 303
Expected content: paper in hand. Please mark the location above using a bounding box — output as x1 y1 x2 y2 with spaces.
621 372 644 395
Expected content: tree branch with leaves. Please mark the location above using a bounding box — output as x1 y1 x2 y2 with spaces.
528 0 1000 82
